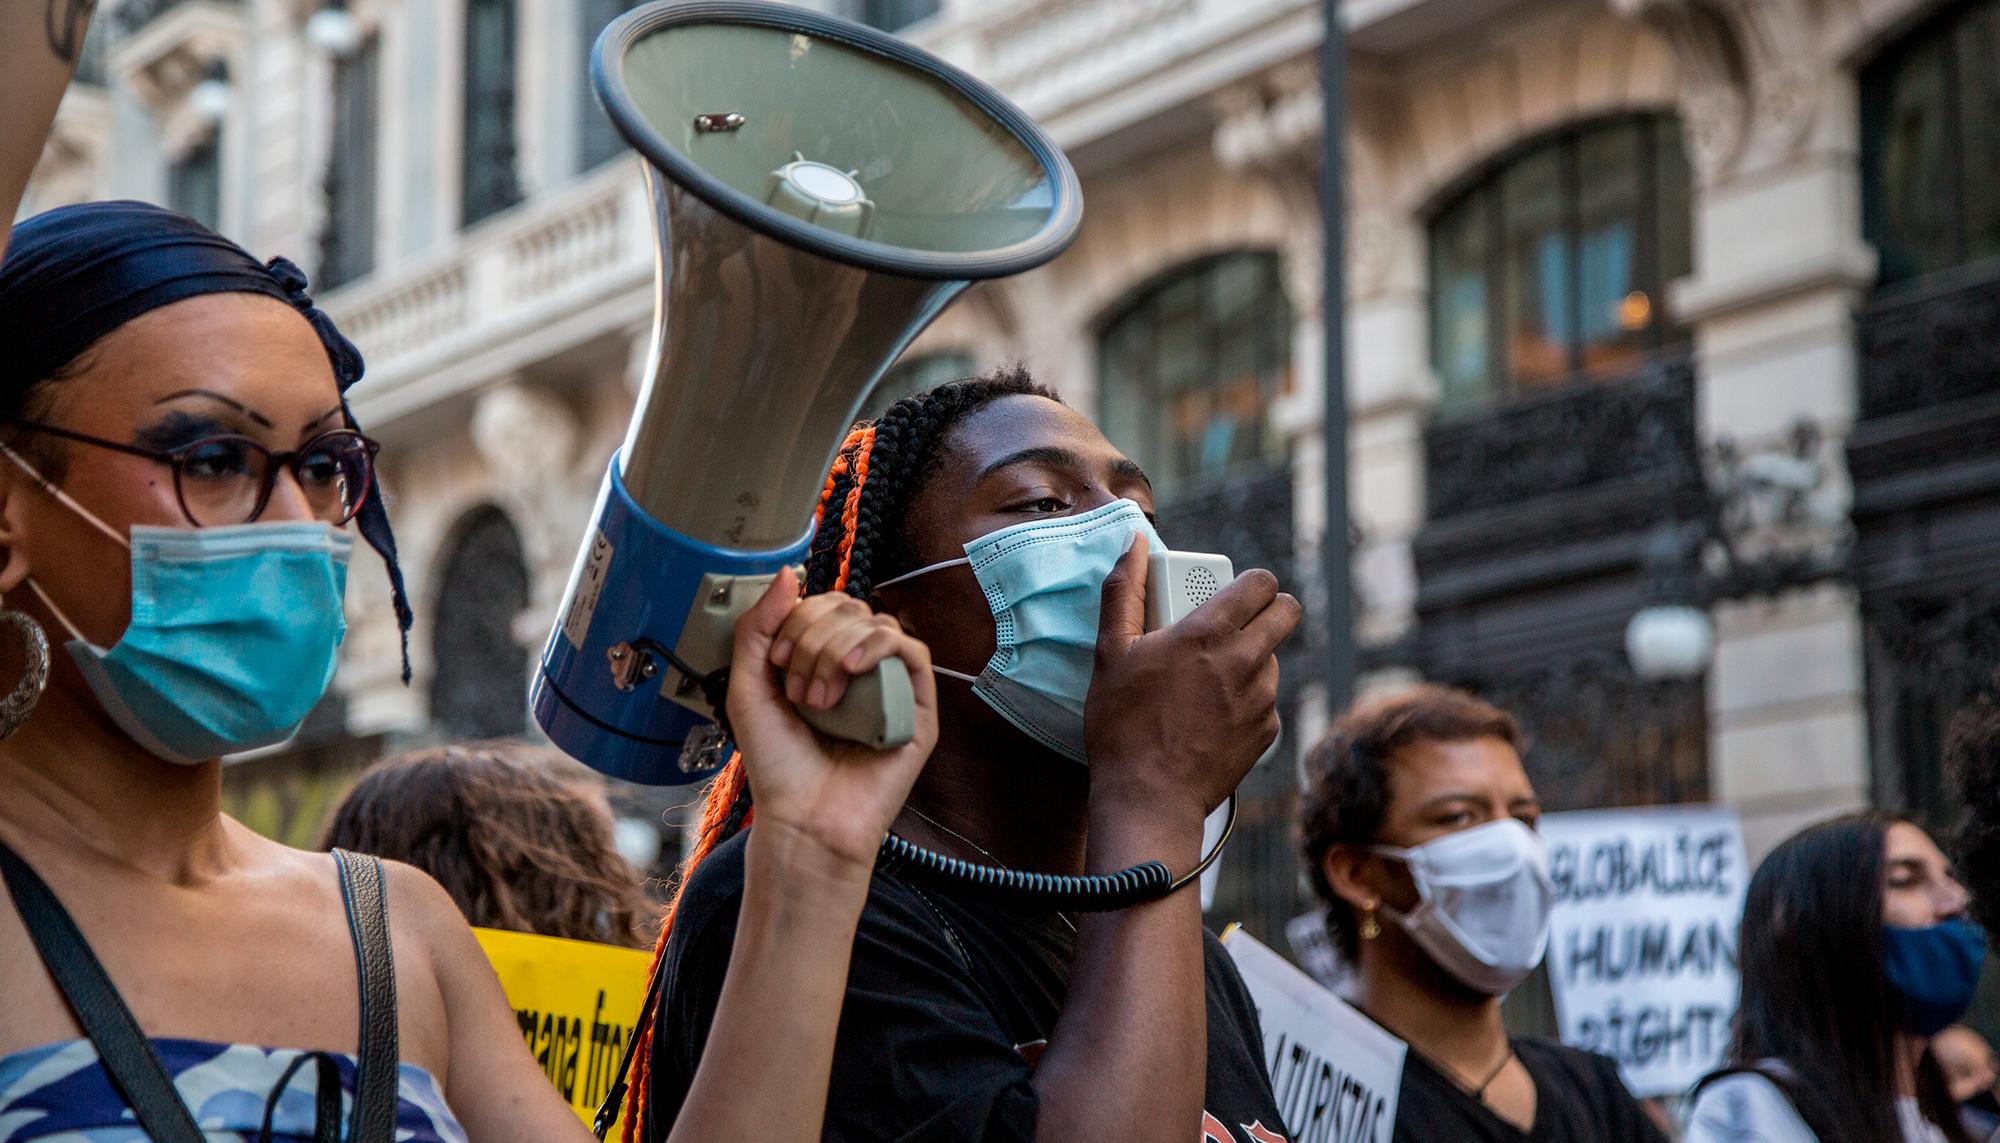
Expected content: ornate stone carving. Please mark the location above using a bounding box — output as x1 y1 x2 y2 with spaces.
472 379 580 484
1613 0 1823 184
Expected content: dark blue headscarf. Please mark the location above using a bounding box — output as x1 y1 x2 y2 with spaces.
0 200 413 681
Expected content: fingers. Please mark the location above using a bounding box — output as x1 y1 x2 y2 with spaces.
803 615 909 710
772 592 907 712
1182 566 1281 636
729 566 800 704
1094 530 1149 663
1240 590 1303 659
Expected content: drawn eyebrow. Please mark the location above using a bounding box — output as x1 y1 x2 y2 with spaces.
304 405 345 431
155 389 274 429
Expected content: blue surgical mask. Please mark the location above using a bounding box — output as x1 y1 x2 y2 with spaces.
875 498 1162 764
8 447 352 764
1883 916 1988 1036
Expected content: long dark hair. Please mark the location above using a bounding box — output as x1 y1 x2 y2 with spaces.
618 366 1057 1142
1727 810 1971 1143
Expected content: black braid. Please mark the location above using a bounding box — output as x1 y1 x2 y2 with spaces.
805 365 1057 601
719 780 754 840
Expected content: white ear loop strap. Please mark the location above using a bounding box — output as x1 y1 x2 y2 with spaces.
872 555 968 593
1 444 120 645
870 558 983 682
0 444 130 550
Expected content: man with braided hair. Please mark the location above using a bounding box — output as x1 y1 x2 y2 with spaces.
629 367 1303 1142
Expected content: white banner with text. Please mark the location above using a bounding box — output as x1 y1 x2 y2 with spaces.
1541 804 1747 1097
1222 927 1406 1143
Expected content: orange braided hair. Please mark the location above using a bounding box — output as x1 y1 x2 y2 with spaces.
619 426 876 1142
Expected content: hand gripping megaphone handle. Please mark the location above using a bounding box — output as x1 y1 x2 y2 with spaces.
668 571 915 751
795 656 915 750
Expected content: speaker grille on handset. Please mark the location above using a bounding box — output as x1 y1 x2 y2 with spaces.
1185 566 1219 606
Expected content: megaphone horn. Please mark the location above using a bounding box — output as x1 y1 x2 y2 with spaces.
532 0 1083 786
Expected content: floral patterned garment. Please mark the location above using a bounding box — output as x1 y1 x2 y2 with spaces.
0 1038 469 1142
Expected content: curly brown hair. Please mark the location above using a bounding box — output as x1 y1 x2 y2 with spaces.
1948 673 2000 942
1296 684 1525 959
320 739 655 947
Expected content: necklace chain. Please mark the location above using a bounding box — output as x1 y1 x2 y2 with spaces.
905 803 1077 935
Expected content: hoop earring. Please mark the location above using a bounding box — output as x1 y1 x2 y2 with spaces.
1359 903 1381 942
0 606 49 739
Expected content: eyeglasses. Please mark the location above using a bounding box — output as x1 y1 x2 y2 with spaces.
6 419 380 527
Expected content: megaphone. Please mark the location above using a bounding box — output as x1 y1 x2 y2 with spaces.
532 0 1082 786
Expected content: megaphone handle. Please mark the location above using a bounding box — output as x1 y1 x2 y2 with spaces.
795 657 915 750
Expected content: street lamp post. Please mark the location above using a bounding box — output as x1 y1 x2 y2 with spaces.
1320 0 1354 712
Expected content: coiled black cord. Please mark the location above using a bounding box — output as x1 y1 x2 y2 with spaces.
877 795 1238 911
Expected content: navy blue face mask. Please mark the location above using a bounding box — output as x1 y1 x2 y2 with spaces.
1883 916 1988 1036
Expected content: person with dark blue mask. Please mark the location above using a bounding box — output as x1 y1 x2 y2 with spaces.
0 199 951 1143
1686 812 1984 1143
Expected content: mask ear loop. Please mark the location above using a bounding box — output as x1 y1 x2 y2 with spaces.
0 445 130 550
871 556 968 593
0 445 124 647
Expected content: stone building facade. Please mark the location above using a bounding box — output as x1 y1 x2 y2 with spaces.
25 0 2000 945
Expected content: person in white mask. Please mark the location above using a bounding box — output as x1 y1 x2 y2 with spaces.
1298 684 1666 1142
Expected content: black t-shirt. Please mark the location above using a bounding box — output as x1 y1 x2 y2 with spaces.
644 830 1293 1142
1392 1037 1667 1143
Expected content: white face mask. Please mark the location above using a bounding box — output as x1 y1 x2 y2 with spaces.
1371 818 1554 996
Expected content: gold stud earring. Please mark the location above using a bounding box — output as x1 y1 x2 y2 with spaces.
1359 903 1381 941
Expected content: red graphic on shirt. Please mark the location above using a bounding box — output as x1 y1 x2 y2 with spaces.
1199 1112 1289 1142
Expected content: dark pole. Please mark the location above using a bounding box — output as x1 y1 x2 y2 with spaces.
1320 0 1355 712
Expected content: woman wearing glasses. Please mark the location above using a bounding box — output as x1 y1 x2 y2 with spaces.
0 199 938 1142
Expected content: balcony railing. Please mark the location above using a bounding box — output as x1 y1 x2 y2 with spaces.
1423 359 1701 522
1858 258 2000 421
330 162 649 415
919 0 1310 128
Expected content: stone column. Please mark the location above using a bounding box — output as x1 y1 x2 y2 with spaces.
1623 0 1874 858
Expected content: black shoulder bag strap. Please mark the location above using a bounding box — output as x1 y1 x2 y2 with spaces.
332 848 400 1143
0 836 207 1143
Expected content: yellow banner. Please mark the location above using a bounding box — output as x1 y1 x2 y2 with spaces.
473 927 652 1130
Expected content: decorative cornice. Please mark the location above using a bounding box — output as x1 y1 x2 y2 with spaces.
1611 0 1823 185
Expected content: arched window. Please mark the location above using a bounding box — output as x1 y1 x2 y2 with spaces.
1861 0 2000 287
1428 115 1692 411
430 506 531 739
1098 251 1292 498
462 0 521 228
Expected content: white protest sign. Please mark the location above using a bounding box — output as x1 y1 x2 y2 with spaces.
1222 927 1405 1143
1541 805 1747 1097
